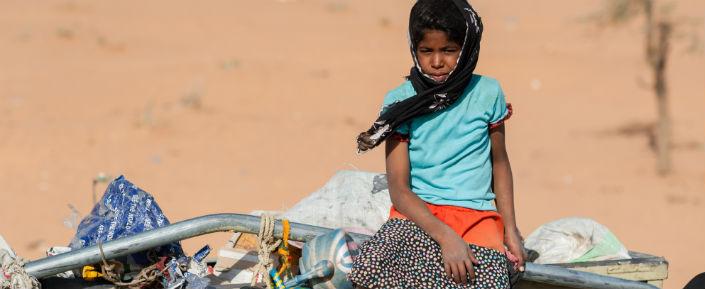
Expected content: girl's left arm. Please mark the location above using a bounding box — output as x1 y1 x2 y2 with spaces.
490 123 527 271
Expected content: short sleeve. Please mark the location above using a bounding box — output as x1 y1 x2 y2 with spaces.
488 84 512 128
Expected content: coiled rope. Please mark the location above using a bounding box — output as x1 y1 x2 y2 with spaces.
251 214 281 288
97 242 165 289
0 249 40 289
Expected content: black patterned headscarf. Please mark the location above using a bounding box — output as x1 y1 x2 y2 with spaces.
356 0 483 153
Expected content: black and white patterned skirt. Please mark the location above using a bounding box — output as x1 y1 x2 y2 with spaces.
349 218 510 289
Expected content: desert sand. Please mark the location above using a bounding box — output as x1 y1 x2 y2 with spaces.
1 0 703 288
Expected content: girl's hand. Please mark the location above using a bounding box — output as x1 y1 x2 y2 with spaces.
504 228 527 272
439 231 479 284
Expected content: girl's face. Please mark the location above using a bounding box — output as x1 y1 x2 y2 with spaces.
415 29 461 83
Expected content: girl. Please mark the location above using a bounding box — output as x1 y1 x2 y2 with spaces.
351 0 525 288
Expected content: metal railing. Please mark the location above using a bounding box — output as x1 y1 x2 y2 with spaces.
24 214 658 289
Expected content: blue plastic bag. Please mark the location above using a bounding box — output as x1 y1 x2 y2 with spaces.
69 175 184 267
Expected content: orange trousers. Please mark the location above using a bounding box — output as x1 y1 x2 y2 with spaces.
389 203 506 253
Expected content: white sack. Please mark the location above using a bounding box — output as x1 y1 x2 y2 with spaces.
524 217 631 264
281 170 391 233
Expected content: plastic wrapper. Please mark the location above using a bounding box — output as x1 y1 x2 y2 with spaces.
163 258 186 289
192 245 211 263
184 245 211 279
68 175 184 268
184 273 210 289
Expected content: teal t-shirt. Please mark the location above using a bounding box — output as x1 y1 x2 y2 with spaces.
382 74 509 211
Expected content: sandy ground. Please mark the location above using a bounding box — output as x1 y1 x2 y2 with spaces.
1 0 703 288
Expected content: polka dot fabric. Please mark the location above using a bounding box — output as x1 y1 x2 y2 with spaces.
349 218 510 289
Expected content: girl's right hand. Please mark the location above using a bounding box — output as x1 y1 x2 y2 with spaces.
439 231 479 284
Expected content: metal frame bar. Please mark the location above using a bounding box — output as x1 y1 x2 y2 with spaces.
25 214 362 279
523 262 659 289
25 214 658 289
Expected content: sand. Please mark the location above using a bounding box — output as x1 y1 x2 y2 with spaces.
0 0 703 288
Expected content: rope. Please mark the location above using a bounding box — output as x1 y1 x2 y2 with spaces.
251 214 281 288
96 242 165 289
0 249 40 289
276 219 291 277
